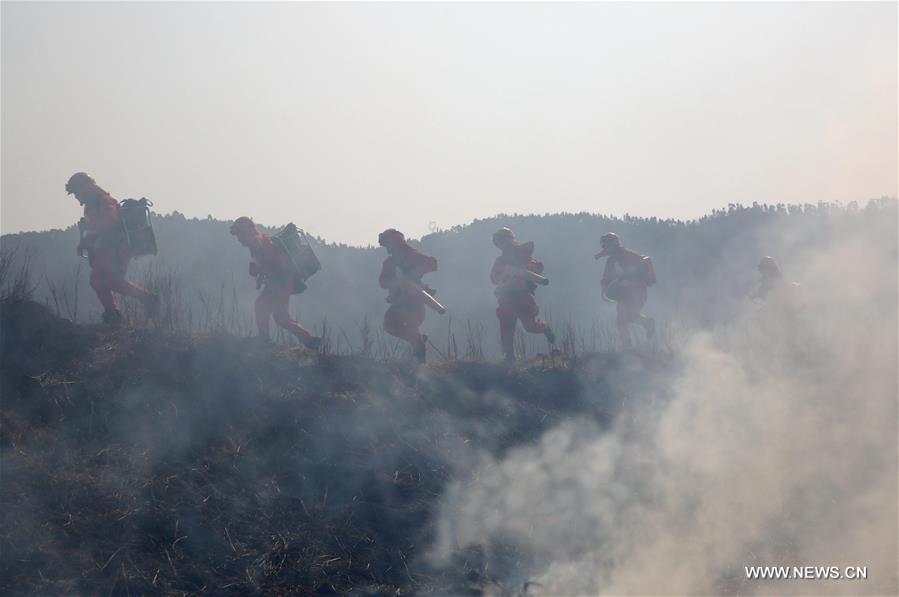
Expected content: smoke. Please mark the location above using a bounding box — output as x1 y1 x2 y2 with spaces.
428 216 898 595
2 202 895 594
4 201 894 361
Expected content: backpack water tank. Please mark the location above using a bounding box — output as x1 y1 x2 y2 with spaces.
119 198 158 257
273 223 321 293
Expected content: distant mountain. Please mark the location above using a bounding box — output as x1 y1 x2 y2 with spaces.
2 199 895 357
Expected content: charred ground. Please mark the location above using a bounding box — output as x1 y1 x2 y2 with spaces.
0 299 669 596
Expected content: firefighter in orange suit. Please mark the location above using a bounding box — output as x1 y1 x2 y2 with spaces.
595 232 656 350
490 227 556 363
378 229 437 363
67 172 157 325
230 217 321 350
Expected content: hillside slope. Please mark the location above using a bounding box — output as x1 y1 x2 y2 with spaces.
0 299 664 596
3 199 894 357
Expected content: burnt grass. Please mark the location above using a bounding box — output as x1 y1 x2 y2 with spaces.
0 300 666 596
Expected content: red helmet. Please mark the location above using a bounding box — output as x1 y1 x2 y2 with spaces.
492 227 515 248
600 232 621 248
593 232 622 259
378 229 405 247
230 216 256 236
758 256 780 275
66 172 95 195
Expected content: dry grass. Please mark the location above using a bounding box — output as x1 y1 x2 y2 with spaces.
10 247 674 363
0 298 667 595
0 243 38 304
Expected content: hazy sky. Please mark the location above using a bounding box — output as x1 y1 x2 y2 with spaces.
2 1 896 245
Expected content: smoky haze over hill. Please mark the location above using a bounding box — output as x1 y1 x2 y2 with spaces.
1 199 894 357
1 199 896 595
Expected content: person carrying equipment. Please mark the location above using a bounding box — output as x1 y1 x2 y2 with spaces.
230 217 321 350
67 172 157 325
490 227 556 363
378 229 438 363
751 256 800 305
750 256 802 344
595 232 656 350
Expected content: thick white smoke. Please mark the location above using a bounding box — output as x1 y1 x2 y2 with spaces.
429 223 897 595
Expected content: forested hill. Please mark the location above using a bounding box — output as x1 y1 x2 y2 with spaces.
2 198 895 356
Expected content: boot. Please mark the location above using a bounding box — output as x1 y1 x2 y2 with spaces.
145 293 160 318
252 335 273 348
102 309 123 327
544 326 557 345
414 335 427 364
413 344 426 364
305 336 323 352
503 350 516 365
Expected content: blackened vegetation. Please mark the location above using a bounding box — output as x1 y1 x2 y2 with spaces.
0 300 665 596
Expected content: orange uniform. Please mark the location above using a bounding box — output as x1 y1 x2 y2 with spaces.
79 187 150 314
751 267 801 343
598 239 656 350
247 231 316 345
752 275 800 307
491 241 549 355
379 243 437 354
601 247 650 322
